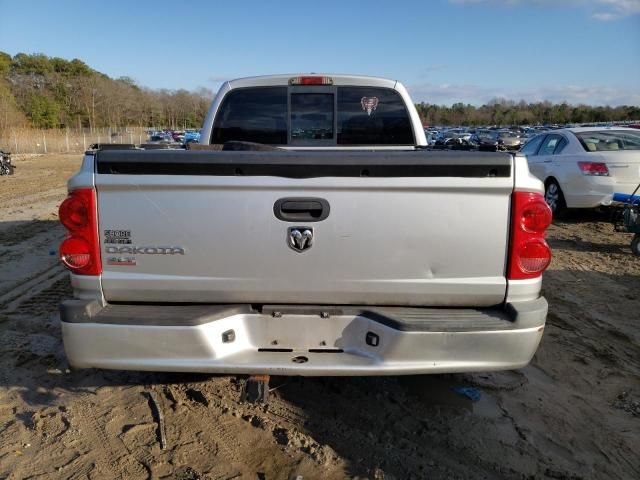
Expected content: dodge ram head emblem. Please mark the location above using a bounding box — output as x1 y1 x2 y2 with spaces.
288 227 313 252
361 96 379 116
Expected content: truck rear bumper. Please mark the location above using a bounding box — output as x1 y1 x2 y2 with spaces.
60 299 547 376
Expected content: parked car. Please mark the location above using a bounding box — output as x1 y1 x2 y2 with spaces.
168 130 184 142
473 130 500 151
149 133 174 143
58 74 550 377
0 150 14 176
183 130 201 144
521 127 640 215
497 130 522 151
423 129 437 146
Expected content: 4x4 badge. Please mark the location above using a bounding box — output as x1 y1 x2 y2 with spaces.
288 227 313 253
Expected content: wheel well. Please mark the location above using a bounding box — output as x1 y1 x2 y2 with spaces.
544 176 567 209
544 177 559 187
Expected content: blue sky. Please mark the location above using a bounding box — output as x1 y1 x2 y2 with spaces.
1 0 638 105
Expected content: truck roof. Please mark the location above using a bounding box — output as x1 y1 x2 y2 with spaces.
225 74 399 90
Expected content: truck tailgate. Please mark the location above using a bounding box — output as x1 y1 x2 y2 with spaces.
95 150 513 307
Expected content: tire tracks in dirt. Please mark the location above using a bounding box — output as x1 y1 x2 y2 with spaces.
0 263 67 313
0 219 59 247
73 399 150 480
170 385 242 466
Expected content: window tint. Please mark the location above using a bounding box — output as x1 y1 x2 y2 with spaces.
212 87 287 145
520 134 544 155
337 87 414 145
575 130 640 151
212 85 416 146
554 137 567 155
291 93 334 140
539 135 562 156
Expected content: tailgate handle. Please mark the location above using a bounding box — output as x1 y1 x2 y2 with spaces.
274 197 330 222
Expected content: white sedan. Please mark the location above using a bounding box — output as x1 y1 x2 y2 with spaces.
521 127 640 215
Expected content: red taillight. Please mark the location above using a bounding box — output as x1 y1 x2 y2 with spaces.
578 161 609 176
59 196 88 231
289 76 333 86
60 238 92 269
521 199 552 233
508 192 552 280
58 188 101 275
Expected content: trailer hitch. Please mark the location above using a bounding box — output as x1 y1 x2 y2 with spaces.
241 374 270 404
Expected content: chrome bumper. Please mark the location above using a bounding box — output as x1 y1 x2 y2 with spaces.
60 299 547 376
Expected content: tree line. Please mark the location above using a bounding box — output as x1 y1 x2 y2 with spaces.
0 52 212 131
416 101 640 127
0 52 638 131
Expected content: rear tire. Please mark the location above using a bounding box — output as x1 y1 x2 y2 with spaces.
631 234 640 256
545 179 566 217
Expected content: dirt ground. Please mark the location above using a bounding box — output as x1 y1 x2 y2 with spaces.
0 154 638 480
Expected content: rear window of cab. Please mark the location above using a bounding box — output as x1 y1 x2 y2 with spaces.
211 86 414 146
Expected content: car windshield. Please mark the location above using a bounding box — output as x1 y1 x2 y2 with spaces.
575 130 640 152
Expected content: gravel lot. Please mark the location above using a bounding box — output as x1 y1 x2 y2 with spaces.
0 154 638 480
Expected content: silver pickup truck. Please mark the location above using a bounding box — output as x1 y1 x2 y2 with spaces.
58 74 551 376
